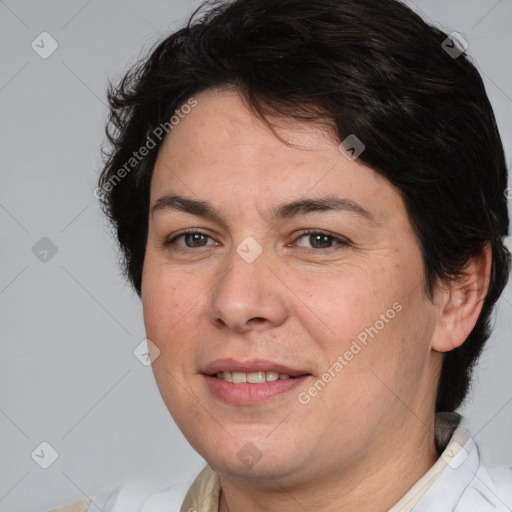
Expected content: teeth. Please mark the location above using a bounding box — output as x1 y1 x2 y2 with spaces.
215 371 295 383
232 372 247 383
247 371 265 384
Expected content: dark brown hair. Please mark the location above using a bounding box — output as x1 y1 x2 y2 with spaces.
98 0 510 412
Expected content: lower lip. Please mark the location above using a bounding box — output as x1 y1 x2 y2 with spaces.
203 375 310 405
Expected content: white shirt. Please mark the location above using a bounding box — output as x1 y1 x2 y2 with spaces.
52 413 512 512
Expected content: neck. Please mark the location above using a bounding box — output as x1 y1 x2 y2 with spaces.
218 417 439 512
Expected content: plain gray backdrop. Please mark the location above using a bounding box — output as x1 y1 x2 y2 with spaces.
1 0 511 511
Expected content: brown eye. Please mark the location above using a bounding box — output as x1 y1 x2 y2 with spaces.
295 230 347 250
164 230 216 249
180 233 209 248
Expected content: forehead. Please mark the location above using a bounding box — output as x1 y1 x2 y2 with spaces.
150 88 405 226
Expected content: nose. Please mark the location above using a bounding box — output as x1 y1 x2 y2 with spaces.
208 243 288 333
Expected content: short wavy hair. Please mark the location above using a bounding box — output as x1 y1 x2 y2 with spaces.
98 0 510 413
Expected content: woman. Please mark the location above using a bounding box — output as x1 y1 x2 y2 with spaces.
54 0 512 510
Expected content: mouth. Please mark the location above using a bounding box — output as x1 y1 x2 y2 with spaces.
201 358 311 380
210 371 305 383
200 359 312 404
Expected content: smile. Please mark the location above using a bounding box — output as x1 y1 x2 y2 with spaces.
214 371 297 383
201 359 312 404
203 373 311 404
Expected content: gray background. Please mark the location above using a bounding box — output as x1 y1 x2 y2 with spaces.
0 0 511 511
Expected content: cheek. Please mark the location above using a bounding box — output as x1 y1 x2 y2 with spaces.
300 257 428 368
296 265 394 343
142 263 195 356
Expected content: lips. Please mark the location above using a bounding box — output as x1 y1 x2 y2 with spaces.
201 358 311 378
201 358 312 404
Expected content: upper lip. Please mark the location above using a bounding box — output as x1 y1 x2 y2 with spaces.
201 358 311 377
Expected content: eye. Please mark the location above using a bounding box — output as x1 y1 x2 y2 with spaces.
294 230 348 250
163 229 348 252
164 230 217 249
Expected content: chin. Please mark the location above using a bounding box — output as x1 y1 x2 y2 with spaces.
199 437 310 483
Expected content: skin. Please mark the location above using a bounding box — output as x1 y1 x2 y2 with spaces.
141 88 491 512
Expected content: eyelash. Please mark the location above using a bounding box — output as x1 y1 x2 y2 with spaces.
163 229 348 252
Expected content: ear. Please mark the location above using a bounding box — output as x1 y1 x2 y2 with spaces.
431 243 492 353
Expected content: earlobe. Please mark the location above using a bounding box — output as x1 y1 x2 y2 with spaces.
431 243 492 353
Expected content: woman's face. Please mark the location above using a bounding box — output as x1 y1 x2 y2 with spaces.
142 88 443 488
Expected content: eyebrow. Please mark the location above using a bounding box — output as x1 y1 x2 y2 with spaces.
150 194 375 223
